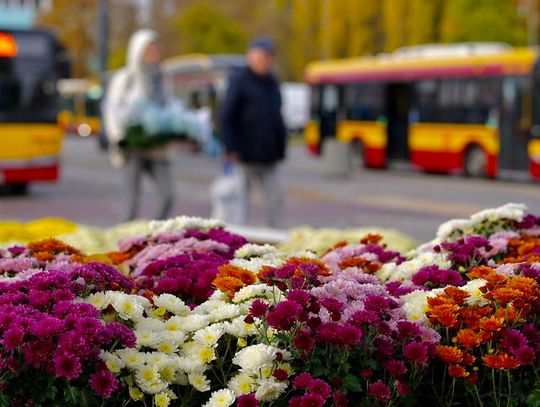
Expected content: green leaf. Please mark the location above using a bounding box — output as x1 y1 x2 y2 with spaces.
343 374 362 392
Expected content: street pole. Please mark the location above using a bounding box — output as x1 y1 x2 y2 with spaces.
528 0 538 46
97 0 109 144
97 0 109 80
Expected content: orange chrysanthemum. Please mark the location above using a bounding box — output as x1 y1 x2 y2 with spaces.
427 303 461 328
321 241 348 256
494 305 521 324
461 352 476 365
482 352 520 370
106 251 134 265
467 266 497 280
467 373 479 384
213 264 256 296
435 345 464 363
506 276 538 300
479 315 504 332
456 329 481 350
489 287 523 305
427 295 456 308
338 257 381 273
360 233 383 245
27 238 82 262
458 308 482 330
444 286 470 304
257 265 276 281
448 364 469 378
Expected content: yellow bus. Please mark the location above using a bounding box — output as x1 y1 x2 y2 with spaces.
0 28 68 193
57 78 102 138
304 43 540 179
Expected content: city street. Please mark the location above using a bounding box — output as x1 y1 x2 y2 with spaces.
2 136 540 243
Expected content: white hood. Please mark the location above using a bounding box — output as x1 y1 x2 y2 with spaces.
126 29 158 72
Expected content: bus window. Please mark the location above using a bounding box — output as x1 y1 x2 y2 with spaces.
320 84 340 139
344 83 385 121
415 80 438 122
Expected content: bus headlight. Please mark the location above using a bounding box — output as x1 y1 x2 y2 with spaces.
77 123 92 137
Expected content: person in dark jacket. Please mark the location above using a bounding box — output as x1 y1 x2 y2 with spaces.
219 36 287 228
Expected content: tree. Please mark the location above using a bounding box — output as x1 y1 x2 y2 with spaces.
36 0 96 77
171 2 248 55
440 0 527 45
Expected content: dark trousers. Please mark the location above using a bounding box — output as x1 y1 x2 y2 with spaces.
124 154 173 221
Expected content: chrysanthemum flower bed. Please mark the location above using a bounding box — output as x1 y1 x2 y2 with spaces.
0 203 539 407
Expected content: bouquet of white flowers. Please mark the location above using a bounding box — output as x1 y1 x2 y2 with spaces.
120 100 203 149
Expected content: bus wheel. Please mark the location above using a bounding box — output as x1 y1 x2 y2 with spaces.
464 146 487 177
9 183 29 195
350 139 365 168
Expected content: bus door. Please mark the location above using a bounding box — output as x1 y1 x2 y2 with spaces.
319 84 341 147
385 83 412 160
498 77 529 171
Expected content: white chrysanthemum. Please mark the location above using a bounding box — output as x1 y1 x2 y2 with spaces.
129 386 145 401
202 388 235 407
149 216 223 234
100 351 125 373
193 323 225 345
157 340 177 354
208 290 229 302
194 344 216 364
416 251 451 268
290 250 317 259
436 218 473 240
462 278 488 306
232 284 276 303
116 349 145 368
138 379 168 395
159 362 178 383
230 256 285 273
136 329 160 348
178 315 211 333
154 392 171 407
389 259 424 282
223 317 258 338
470 203 526 224
235 243 279 259
254 378 288 402
188 372 211 392
401 289 443 322
375 262 397 282
194 300 228 314
153 294 190 316
135 364 160 385
146 352 170 369
136 317 165 331
110 294 145 321
228 373 256 395
159 330 186 346
209 304 242 322
163 316 184 332
232 344 281 374
178 356 206 374
85 292 111 310
174 371 189 385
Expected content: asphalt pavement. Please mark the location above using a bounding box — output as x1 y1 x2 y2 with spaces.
1 135 540 243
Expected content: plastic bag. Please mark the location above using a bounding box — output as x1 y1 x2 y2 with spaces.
210 163 243 224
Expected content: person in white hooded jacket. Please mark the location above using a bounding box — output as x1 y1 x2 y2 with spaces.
103 29 173 221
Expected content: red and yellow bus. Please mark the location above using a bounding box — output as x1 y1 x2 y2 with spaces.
0 29 68 193
304 43 540 179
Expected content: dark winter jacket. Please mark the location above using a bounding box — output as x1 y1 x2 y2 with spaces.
219 67 287 164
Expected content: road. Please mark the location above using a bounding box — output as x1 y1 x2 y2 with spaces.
1 136 540 243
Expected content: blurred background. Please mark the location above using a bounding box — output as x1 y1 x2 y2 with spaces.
2 0 540 244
